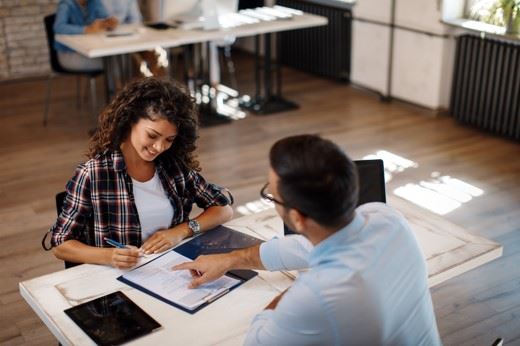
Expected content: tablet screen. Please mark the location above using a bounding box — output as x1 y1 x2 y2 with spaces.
64 291 161 346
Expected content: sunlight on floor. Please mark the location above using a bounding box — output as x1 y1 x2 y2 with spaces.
236 199 274 216
363 150 418 183
394 173 484 215
362 150 484 215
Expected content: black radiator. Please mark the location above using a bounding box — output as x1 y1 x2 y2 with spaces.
276 0 352 81
450 34 520 140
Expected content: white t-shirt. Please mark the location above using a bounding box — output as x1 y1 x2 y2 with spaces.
131 172 174 241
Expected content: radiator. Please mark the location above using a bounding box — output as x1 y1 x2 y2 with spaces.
450 34 520 140
276 0 352 81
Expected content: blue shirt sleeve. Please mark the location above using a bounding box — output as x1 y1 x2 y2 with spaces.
259 235 312 271
244 282 334 345
126 0 143 23
54 1 86 35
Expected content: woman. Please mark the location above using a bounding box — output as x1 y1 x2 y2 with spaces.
54 0 118 71
49 77 233 268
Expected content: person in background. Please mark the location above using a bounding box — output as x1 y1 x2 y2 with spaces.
174 134 441 345
54 0 118 71
101 0 168 78
49 77 233 269
101 0 142 24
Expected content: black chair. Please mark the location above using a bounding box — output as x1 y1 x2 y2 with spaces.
284 159 386 235
43 14 104 126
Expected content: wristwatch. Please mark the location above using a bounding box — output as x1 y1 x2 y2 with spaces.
188 219 201 236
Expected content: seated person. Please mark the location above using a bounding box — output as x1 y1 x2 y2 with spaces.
53 0 118 71
49 77 233 269
100 0 142 24
174 135 441 345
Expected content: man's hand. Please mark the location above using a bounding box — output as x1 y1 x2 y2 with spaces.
109 246 140 269
172 253 234 288
103 16 118 31
140 227 188 255
84 19 106 34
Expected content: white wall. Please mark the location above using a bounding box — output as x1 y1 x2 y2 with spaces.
351 0 457 110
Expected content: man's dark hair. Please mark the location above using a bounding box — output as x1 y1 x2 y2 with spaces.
270 134 359 228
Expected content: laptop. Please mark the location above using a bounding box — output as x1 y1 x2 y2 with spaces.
284 159 386 235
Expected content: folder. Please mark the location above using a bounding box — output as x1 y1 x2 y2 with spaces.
118 225 262 313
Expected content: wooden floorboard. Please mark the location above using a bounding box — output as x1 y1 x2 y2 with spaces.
0 52 519 345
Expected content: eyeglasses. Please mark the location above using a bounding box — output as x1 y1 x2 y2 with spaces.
260 183 285 206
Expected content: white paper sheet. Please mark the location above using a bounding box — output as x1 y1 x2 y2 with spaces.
121 250 240 311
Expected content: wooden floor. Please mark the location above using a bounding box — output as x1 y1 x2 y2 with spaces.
1 53 519 345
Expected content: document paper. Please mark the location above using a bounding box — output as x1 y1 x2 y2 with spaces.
121 250 240 311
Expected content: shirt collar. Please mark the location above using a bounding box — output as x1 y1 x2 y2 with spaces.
308 211 365 266
111 150 127 172
110 150 167 174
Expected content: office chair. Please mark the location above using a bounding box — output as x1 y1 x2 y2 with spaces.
43 14 104 126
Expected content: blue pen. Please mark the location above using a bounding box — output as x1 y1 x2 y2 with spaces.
104 237 126 248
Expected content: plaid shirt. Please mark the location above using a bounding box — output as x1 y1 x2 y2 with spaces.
50 150 231 248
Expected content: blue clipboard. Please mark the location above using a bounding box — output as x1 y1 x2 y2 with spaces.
117 225 262 314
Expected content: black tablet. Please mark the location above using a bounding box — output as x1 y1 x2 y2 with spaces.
64 291 161 346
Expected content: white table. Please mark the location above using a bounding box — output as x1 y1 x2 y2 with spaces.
19 199 502 345
55 12 328 118
55 14 327 59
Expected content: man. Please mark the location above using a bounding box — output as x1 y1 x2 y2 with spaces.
174 134 441 345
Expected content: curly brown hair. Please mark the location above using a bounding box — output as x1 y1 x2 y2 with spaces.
88 77 200 171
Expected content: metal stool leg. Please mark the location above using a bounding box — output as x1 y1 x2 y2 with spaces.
89 76 97 124
221 45 237 90
76 75 81 110
43 74 53 126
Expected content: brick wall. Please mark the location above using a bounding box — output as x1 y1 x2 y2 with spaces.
0 0 58 80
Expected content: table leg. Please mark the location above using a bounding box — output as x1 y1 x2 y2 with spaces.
241 33 298 115
103 56 116 103
195 42 233 127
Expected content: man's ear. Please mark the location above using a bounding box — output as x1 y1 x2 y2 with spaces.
288 208 307 233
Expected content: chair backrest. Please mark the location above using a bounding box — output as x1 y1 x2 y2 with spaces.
43 14 67 73
55 191 81 269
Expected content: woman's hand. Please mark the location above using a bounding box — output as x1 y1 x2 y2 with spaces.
109 246 141 269
140 226 188 255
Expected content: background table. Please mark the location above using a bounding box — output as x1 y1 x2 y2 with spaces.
55 11 328 117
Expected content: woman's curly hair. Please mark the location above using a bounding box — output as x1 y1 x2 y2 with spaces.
88 77 200 171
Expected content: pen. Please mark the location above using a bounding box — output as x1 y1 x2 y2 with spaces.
104 237 126 248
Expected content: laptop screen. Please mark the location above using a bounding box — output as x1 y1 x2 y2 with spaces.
283 159 386 235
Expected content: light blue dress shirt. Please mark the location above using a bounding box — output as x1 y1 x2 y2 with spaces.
101 0 142 24
53 0 109 52
246 202 441 345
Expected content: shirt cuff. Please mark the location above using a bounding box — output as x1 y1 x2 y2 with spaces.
259 238 285 271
